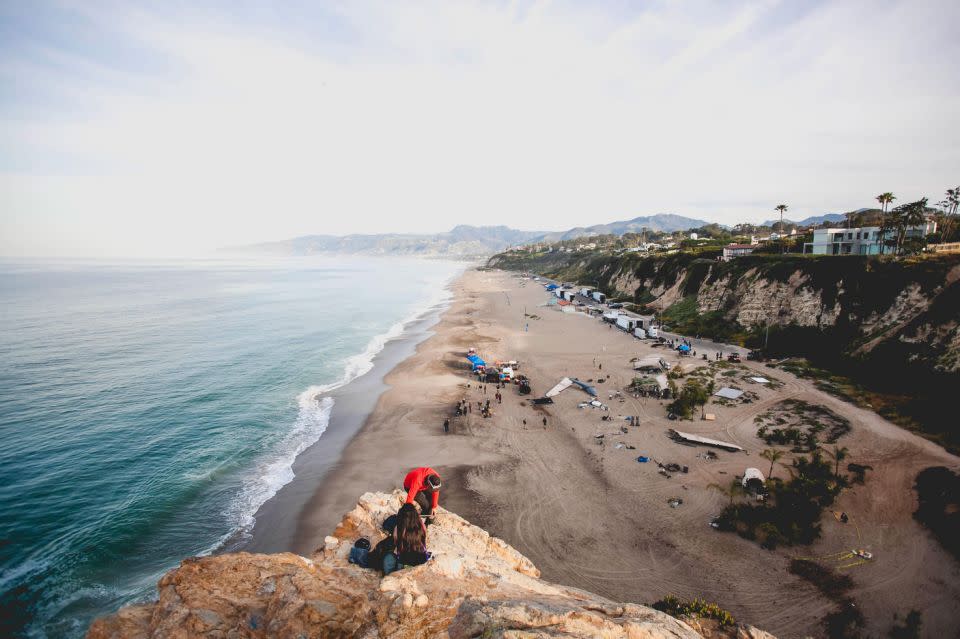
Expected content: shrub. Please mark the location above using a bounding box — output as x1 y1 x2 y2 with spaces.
652 596 735 626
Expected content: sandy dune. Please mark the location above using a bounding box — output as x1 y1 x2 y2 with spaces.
295 269 960 638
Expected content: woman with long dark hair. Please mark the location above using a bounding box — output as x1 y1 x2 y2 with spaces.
383 503 429 575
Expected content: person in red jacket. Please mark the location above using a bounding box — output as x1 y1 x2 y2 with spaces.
403 467 441 520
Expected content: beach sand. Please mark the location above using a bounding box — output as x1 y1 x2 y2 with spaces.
293 269 960 638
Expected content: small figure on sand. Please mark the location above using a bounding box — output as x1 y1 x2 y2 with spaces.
403 467 441 523
542 417 547 428
443 418 449 433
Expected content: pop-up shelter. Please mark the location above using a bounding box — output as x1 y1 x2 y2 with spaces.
466 354 487 371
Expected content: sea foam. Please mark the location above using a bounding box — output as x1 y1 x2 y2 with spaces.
225 268 458 541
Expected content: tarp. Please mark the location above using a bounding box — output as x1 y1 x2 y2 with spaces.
545 283 559 290
749 376 771 384
466 354 486 370
545 377 573 397
677 344 691 353
714 387 744 400
571 378 598 397
633 356 664 371
669 429 744 452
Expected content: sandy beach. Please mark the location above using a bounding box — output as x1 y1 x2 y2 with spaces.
293 269 960 638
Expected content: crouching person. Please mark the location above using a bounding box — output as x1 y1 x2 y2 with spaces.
403 467 441 523
382 503 430 575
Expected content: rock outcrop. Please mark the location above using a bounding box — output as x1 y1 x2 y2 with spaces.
88 491 772 639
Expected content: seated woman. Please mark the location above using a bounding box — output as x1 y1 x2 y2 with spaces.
382 503 429 575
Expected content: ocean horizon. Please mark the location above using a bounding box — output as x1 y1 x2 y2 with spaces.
0 255 463 638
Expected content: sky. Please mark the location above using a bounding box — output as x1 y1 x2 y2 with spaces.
1 1 958 257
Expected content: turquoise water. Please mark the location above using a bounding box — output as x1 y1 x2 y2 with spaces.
0 256 461 638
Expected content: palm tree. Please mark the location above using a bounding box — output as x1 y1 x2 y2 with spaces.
826 445 849 478
760 448 785 480
939 186 959 243
775 204 788 253
876 192 896 254
708 478 745 504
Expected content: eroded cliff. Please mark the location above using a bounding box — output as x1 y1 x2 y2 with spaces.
87 491 774 639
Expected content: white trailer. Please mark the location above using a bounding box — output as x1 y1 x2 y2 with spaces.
602 311 620 323
616 315 637 331
647 327 659 339
634 327 647 339
580 287 593 298
591 291 607 303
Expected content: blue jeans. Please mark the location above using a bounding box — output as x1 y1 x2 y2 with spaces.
383 553 399 576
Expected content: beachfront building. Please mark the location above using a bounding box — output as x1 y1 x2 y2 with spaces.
803 222 937 255
722 243 757 261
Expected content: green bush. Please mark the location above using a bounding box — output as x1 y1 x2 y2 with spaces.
652 595 735 626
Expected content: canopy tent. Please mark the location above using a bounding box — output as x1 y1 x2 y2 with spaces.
669 429 744 452
466 354 487 371
677 344 691 353
714 387 744 400
749 377 771 385
545 283 559 290
545 377 573 397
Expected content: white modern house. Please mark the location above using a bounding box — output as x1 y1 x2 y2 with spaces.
722 244 757 261
803 221 936 256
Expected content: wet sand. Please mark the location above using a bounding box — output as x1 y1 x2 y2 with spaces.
292 269 960 638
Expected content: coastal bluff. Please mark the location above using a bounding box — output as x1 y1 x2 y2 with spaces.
87 491 775 638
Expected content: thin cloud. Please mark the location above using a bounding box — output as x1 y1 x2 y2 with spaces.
1 0 958 256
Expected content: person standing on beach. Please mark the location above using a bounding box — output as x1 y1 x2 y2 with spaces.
542 417 547 428
403 467 441 521
443 418 449 433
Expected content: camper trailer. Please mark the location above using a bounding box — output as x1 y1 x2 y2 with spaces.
580 287 593 298
647 327 659 339
602 311 621 323
634 327 647 339
615 315 638 332
591 291 607 304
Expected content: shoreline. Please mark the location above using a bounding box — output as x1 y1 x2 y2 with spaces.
241 268 464 553
281 267 960 638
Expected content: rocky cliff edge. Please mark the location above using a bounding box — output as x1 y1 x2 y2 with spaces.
88 491 774 638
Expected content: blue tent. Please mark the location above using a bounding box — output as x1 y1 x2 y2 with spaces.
466 354 486 370
545 283 559 290
678 344 691 353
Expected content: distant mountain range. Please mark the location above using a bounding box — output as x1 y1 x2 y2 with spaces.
760 213 848 227
223 214 715 257
534 214 712 243
221 225 546 258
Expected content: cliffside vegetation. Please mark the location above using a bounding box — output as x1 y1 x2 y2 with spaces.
489 250 960 452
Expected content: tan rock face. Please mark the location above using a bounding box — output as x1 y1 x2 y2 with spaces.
88 491 758 639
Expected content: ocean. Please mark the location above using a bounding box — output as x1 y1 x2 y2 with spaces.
0 256 463 638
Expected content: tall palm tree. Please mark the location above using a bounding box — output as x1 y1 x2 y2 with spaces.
760 449 785 480
876 193 896 254
939 187 959 242
775 204 788 253
826 445 849 478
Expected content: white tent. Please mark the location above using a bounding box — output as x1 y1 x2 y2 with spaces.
545 377 573 398
742 468 766 488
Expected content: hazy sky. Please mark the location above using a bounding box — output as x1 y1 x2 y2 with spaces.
2 1 958 257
